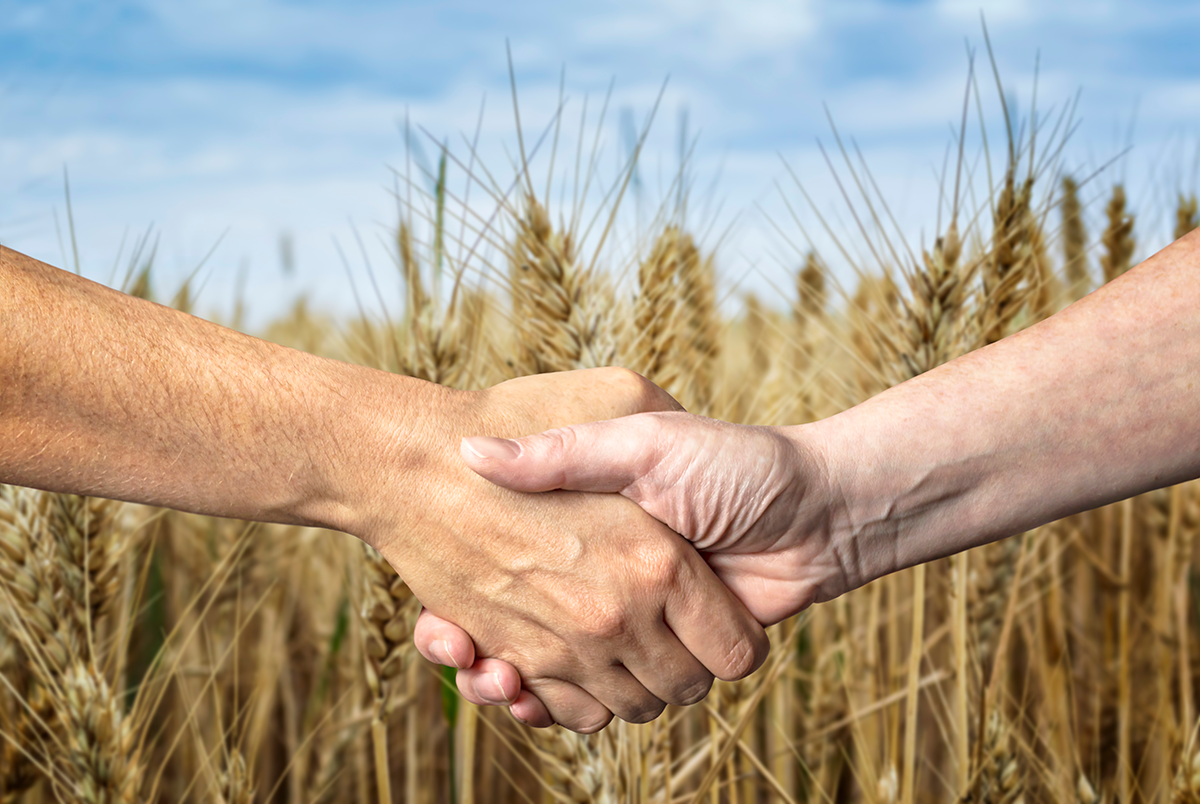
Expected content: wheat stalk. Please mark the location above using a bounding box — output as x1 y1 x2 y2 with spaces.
1175 739 1200 803
980 167 1037 345
629 225 690 395
0 488 132 799
530 727 614 803
968 711 1025 804
803 616 849 798
1176 194 1199 242
217 748 255 804
509 193 616 375
1027 206 1059 321
877 220 974 804
45 661 142 804
41 495 124 639
400 221 470 387
1099 185 1136 284
967 535 1022 672
675 239 719 413
496 189 640 800
1060 176 1090 303
359 543 417 804
360 545 416 711
1076 773 1101 804
785 251 829 425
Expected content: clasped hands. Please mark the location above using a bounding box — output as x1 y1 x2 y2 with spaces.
369 367 861 733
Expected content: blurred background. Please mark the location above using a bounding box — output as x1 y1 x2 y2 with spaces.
1 0 1198 326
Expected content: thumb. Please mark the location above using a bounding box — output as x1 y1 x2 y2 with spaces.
460 414 665 494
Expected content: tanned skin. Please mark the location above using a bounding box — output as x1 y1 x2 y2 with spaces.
0 245 771 733
419 226 1200 726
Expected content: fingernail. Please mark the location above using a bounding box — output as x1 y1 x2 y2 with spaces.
462 436 521 461
477 671 513 704
430 640 461 669
510 710 528 725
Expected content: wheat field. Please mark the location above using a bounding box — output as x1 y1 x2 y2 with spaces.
2 63 1199 804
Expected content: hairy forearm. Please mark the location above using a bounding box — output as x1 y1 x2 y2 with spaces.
0 246 444 532
810 229 1200 584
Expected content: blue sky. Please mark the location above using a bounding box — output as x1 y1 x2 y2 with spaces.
3 0 1199 325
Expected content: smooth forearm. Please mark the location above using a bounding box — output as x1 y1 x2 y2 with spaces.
807 229 1200 585
0 246 446 532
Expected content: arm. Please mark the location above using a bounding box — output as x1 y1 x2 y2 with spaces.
1 244 394 525
0 245 769 732
818 224 1200 581
418 227 1200 718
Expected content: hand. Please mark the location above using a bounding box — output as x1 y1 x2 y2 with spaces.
0 249 766 734
353 371 770 733
414 412 857 724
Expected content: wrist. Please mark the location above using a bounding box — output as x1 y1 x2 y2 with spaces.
796 411 905 593
295 361 471 541
772 419 883 598
782 402 934 595
797 386 995 592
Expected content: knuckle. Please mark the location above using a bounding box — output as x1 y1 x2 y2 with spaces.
532 425 575 464
628 540 682 594
496 645 561 685
622 697 667 725
599 366 646 393
524 427 579 489
601 367 664 414
570 711 614 735
673 673 715 707
572 597 630 643
717 630 769 681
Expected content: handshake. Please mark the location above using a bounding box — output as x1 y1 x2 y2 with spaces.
4 239 1192 735
375 367 872 734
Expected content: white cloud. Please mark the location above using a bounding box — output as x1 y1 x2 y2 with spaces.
583 0 816 53
0 0 1196 326
933 0 1036 24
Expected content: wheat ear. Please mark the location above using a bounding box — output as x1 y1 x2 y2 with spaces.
630 225 690 395
971 710 1025 804
1099 185 1136 284
676 239 719 413
530 728 613 803
1060 176 1090 303
359 544 416 802
0 489 130 799
49 661 142 804
217 748 255 804
1175 194 1199 242
787 251 828 424
509 193 615 374
885 222 971 804
1175 737 1200 803
400 221 467 387
981 166 1037 345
